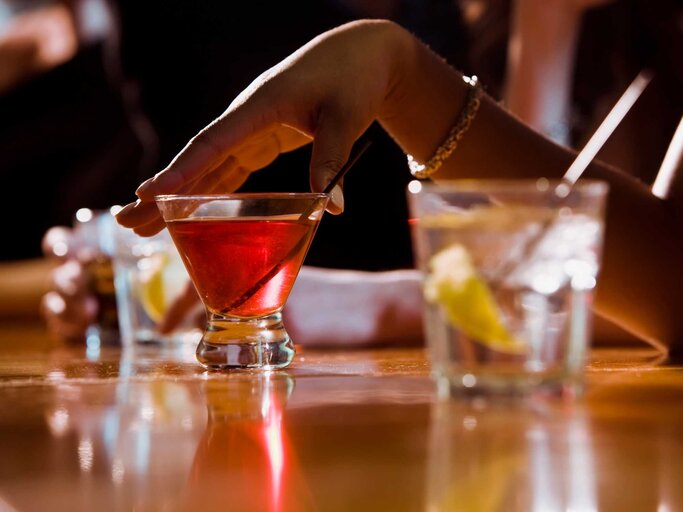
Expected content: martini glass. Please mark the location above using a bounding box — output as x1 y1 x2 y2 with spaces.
155 193 328 370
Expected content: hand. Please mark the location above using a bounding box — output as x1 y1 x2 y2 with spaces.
115 19 410 235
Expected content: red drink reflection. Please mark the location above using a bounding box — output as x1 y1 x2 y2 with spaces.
167 218 316 317
182 377 312 512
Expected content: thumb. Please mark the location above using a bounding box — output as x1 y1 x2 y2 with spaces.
309 116 356 215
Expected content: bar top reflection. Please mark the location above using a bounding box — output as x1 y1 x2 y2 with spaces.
0 342 681 512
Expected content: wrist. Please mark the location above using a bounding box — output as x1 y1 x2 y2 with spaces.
340 19 416 124
377 21 423 118
378 26 469 165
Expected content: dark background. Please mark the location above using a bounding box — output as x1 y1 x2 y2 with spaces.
0 0 470 268
1 0 680 267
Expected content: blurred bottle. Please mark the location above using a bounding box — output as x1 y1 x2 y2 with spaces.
72 207 120 346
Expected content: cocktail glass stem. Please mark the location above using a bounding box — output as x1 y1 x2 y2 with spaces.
197 311 294 370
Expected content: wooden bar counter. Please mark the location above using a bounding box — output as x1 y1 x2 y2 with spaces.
0 327 682 511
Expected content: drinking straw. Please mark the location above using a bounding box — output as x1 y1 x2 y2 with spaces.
652 115 683 199
223 129 375 313
496 70 653 282
563 70 652 185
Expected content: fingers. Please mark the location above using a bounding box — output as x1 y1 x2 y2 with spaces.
309 112 360 214
116 130 270 232
115 200 157 228
132 159 250 235
158 281 201 334
116 199 168 237
135 96 277 202
118 22 395 229
132 216 167 237
184 156 248 195
116 125 301 231
134 130 230 201
116 156 245 232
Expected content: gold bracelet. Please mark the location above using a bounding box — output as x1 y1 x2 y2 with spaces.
407 75 483 179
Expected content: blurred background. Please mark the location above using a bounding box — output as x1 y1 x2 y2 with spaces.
0 0 472 269
0 0 681 315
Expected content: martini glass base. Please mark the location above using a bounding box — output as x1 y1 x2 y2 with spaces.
197 312 295 370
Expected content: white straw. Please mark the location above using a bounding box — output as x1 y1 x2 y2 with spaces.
497 71 654 282
652 116 683 198
563 71 653 185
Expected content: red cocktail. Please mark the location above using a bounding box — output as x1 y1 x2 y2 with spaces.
167 218 316 318
156 194 328 370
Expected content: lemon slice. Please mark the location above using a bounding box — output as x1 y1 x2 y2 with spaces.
424 244 526 354
137 252 187 323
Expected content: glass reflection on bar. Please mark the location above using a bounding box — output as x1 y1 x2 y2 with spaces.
425 401 596 512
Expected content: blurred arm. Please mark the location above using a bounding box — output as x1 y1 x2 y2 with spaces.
0 4 78 94
0 259 55 318
285 267 424 347
504 0 583 144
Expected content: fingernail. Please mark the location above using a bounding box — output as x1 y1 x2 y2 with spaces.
135 178 154 198
114 200 140 218
329 184 344 213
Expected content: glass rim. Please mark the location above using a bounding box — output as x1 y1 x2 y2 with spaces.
155 192 329 202
408 178 608 195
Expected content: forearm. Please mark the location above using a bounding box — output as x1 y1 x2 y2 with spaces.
379 22 577 180
379 24 683 349
0 258 55 318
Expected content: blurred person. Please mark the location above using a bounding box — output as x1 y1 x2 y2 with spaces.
503 0 616 145
0 0 78 94
0 0 155 261
467 0 682 180
115 19 683 354
0 0 154 327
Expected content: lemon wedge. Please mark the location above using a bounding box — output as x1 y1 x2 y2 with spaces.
137 252 187 323
424 244 526 354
